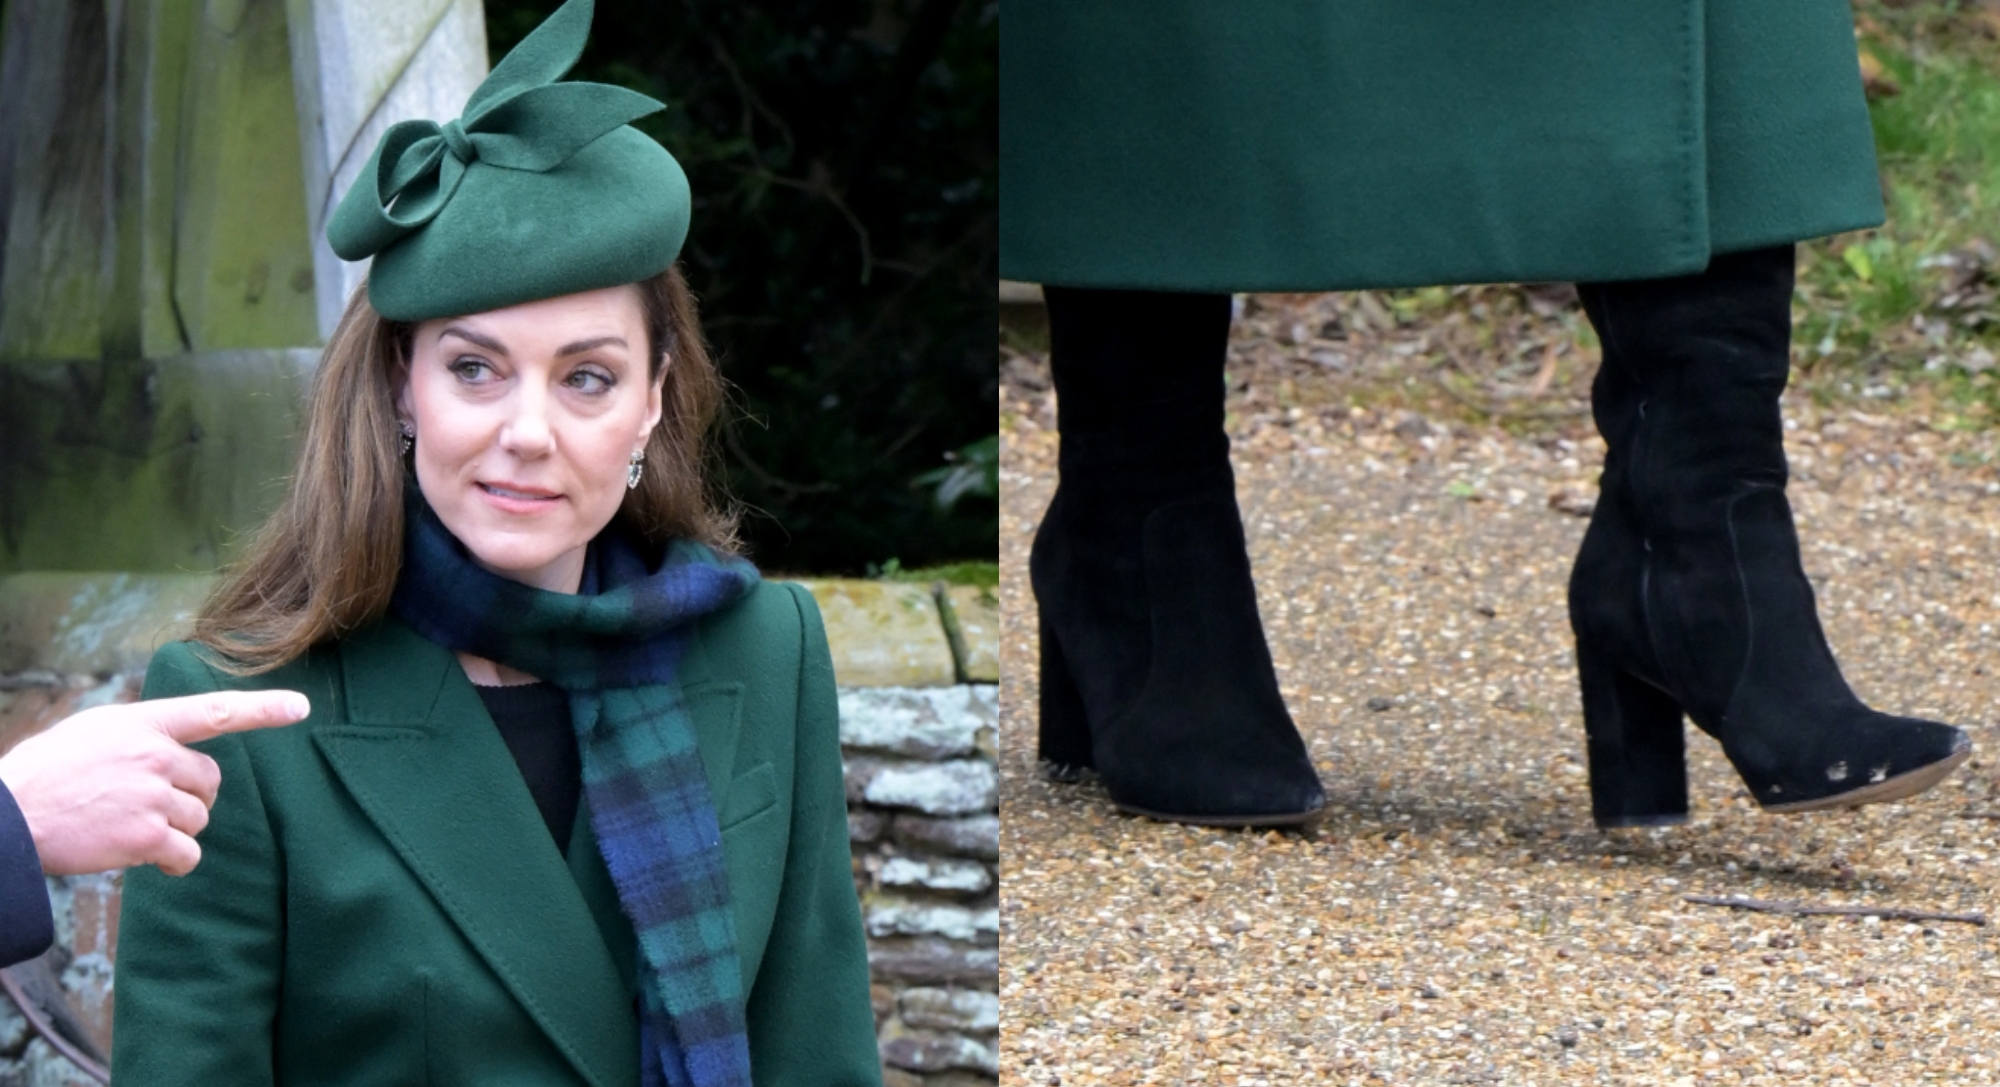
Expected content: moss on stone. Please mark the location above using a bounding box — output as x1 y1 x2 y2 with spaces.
0 350 313 573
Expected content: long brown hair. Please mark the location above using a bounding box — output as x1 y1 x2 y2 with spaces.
192 267 738 674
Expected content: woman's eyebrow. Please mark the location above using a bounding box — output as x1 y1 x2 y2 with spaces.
439 326 507 355
557 335 628 357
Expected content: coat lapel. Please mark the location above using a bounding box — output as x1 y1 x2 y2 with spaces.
312 621 640 1087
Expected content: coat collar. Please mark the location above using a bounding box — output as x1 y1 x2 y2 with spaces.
311 619 639 1087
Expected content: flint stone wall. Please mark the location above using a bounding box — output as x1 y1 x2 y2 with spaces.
0 575 1000 1087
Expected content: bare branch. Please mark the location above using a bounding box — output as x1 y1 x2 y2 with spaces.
1683 894 1987 927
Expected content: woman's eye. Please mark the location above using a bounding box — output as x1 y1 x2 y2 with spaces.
448 356 495 382
566 368 615 393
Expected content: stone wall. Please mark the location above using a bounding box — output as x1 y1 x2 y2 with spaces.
0 574 1000 1086
841 687 1000 1085
810 581 1001 1087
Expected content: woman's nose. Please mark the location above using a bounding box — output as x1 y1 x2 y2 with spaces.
498 387 556 457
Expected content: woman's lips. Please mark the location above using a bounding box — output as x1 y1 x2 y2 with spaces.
477 482 563 513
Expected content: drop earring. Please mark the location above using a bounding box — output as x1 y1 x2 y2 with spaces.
627 449 645 490
399 421 415 456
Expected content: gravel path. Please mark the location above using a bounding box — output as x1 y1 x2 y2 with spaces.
998 308 2000 1087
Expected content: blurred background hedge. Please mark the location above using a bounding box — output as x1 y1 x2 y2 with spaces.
488 0 997 576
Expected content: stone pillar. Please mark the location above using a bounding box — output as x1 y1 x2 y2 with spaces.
0 0 487 353
284 0 486 338
0 0 327 361
0 0 483 575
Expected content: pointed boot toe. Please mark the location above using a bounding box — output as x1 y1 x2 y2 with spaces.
1743 717 1971 814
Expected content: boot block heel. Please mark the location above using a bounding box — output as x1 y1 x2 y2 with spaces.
1579 645 1690 828
1038 615 1095 782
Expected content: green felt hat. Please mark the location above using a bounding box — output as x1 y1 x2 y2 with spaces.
327 0 689 322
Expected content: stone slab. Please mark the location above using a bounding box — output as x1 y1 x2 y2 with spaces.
289 0 488 336
0 674 139 757
863 760 997 816
841 754 888 805
171 0 321 352
798 579 956 688
864 894 998 944
867 937 998 986
0 991 25 1056
879 856 993 897
878 1021 999 1077
892 814 999 862
0 574 213 675
838 686 994 760
0 350 316 573
848 809 890 844
899 988 999 1034
938 585 998 683
906 1074 994 1087
18 1037 98 1087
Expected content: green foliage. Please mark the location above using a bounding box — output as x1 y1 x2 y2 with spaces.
911 433 997 511
871 558 998 588
1794 4 2000 421
486 0 997 574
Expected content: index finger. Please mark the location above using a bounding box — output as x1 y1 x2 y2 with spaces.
143 691 312 745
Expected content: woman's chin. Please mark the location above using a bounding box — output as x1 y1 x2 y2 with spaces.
460 538 589 592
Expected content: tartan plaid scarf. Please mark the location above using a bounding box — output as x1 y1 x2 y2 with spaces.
390 492 760 1087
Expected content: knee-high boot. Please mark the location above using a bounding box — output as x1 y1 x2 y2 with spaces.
1569 245 1970 827
1033 286 1325 826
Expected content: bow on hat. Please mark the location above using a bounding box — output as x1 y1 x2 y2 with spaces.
327 0 664 262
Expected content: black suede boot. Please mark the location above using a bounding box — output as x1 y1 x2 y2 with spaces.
1033 286 1325 826
1570 246 1970 827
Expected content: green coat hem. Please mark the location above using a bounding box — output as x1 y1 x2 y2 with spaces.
999 0 1884 291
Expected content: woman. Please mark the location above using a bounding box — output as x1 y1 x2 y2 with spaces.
1003 3 1971 827
109 3 881 1085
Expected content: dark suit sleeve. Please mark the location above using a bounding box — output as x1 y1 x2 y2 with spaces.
0 780 53 968
744 585 884 1086
110 642 281 1087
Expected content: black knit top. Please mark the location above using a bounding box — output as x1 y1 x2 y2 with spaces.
473 682 582 856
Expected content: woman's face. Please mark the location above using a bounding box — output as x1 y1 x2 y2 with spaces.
399 285 663 594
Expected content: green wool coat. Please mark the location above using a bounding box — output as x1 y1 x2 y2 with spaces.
110 582 883 1087
1000 1 1885 291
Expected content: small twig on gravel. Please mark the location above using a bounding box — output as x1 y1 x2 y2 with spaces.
1957 811 2000 820
1684 894 1987 927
